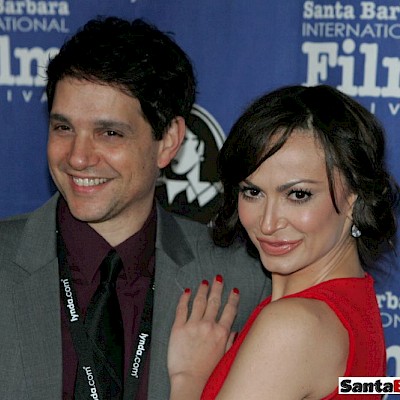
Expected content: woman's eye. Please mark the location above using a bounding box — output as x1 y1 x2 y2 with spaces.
248 188 260 197
240 186 261 199
288 189 312 203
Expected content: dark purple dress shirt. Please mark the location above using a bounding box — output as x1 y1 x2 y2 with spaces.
58 197 156 399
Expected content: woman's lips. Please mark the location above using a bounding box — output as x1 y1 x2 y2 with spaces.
257 238 302 256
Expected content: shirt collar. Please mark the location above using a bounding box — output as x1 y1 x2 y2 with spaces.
57 196 157 283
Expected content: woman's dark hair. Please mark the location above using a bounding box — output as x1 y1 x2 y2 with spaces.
213 85 399 267
46 16 196 140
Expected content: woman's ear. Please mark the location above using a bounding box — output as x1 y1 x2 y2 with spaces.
157 116 186 169
346 193 358 219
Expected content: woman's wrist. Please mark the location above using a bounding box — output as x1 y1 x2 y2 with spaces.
169 372 207 400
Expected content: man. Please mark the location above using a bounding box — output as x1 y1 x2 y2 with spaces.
0 17 270 400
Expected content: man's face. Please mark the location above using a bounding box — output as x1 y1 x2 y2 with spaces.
48 77 167 242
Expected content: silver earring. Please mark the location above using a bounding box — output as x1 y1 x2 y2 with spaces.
351 224 361 238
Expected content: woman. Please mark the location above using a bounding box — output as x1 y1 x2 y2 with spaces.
168 85 399 399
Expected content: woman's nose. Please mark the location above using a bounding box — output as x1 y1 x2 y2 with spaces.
259 200 287 234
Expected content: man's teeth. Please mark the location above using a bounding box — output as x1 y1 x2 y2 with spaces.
73 177 108 187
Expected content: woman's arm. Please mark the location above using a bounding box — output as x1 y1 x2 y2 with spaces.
168 283 347 399
216 298 348 399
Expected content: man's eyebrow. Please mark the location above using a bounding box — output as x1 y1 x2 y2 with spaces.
48 115 133 132
49 113 69 123
94 119 133 132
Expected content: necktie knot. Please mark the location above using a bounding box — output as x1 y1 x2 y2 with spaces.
100 249 123 285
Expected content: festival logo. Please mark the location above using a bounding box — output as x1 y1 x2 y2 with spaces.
155 104 225 224
376 290 400 386
301 0 400 117
0 0 72 104
338 377 400 395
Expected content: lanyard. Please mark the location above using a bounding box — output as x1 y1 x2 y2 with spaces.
57 231 154 400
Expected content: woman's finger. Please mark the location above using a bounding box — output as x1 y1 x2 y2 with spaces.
188 279 210 320
203 275 224 321
173 288 191 326
218 287 240 331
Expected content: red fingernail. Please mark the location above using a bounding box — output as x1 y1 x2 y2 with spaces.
202 279 209 286
184 288 191 294
233 287 240 295
216 274 223 283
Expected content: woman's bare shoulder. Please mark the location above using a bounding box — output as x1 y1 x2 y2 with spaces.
217 296 348 399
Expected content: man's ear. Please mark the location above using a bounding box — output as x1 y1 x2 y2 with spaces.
157 116 186 169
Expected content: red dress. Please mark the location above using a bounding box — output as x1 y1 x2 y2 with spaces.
201 274 386 399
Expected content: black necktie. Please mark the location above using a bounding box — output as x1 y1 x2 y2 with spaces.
74 249 124 399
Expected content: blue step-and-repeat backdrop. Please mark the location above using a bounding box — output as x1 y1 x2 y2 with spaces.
0 1 399 395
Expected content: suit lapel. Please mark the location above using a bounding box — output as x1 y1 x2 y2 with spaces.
12 195 63 399
155 204 194 268
153 205 196 332
152 204 195 339
13 260 62 399
147 206 196 399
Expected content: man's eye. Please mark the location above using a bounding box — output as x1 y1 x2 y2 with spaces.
104 130 123 138
55 125 70 131
106 131 118 136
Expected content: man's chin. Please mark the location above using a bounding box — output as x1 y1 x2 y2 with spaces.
68 206 109 224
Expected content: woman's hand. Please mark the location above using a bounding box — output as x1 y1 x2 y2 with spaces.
168 275 240 400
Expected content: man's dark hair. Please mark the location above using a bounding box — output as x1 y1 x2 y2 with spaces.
46 16 196 139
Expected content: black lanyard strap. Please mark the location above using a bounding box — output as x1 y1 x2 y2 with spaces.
57 231 154 400
124 273 154 399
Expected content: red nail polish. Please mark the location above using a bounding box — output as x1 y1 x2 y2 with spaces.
233 287 240 295
216 274 223 283
202 279 209 286
184 288 191 294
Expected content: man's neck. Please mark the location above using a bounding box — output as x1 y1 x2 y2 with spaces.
88 202 156 247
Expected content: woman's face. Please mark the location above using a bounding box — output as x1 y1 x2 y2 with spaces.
238 130 356 277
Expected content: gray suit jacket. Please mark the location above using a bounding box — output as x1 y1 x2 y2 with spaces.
0 194 271 399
